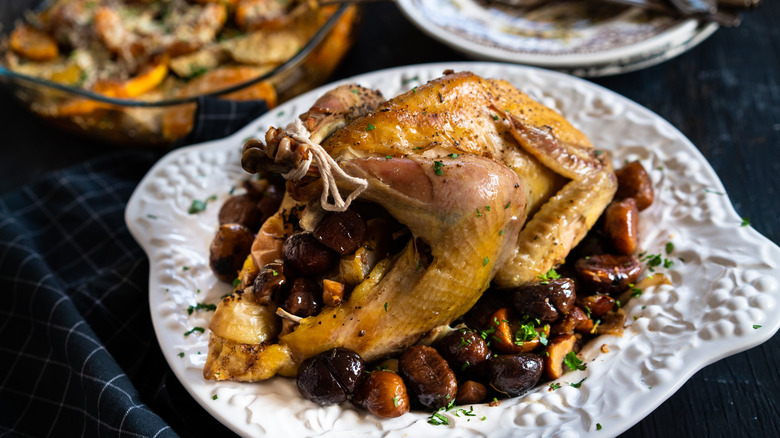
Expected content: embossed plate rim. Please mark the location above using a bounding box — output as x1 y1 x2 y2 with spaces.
126 62 780 437
395 0 719 75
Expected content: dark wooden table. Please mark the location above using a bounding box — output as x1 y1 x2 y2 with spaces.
1 2 777 437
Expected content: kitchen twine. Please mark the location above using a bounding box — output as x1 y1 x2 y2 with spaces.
282 118 367 212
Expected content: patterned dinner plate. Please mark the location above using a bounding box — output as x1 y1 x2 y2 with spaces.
396 0 718 76
126 62 780 437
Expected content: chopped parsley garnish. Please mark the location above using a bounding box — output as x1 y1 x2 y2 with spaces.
184 327 205 337
385 155 392 160
537 268 561 284
629 284 643 298
564 351 587 371
514 322 536 344
460 361 471 371
449 153 459 158
485 205 491 212
641 252 673 272
416 259 423 271
455 406 476 417
384 302 388 312
596 423 602 431
504 202 511 209
271 270 279 276
188 195 217 214
433 161 445 175
705 188 725 195
182 266 190 271
753 324 762 329
212 394 218 400
491 114 499 121
476 208 482 218
428 411 449 426
481 416 486 421
366 123 376 131
594 150 603 155
665 242 674 254
178 352 185 358
483 257 489 266
187 302 217 315
549 382 561 391
538 331 549 346
232 278 241 287
350 88 360 94
146 214 158 219
741 217 751 227
393 395 400 407
569 377 587 388
499 230 504 236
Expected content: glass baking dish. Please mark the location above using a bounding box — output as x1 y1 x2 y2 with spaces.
0 0 359 146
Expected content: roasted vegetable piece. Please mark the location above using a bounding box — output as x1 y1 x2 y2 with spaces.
575 254 641 295
296 347 365 405
313 208 366 255
283 232 338 276
615 161 654 211
353 371 410 418
219 193 262 228
542 334 578 380
399 345 458 410
604 198 639 255
210 224 255 282
456 380 488 404
488 353 543 397
436 328 491 377
9 25 58 61
511 278 576 323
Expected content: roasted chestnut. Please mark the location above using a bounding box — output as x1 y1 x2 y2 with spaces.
511 278 576 323
282 277 322 318
399 345 457 410
283 232 338 276
575 254 641 295
353 370 410 418
436 328 491 377
313 208 367 255
487 353 543 397
296 348 366 405
209 223 254 282
615 161 654 211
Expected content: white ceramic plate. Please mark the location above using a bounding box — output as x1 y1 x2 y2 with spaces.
396 0 718 76
126 62 780 437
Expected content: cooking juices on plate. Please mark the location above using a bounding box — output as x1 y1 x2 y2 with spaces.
0 0 358 144
202 70 662 419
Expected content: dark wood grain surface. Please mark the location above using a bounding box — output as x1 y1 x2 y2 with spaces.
1 1 778 436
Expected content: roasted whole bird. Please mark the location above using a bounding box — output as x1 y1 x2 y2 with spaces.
203 70 619 386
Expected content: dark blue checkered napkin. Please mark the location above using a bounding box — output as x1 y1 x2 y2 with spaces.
0 97 265 437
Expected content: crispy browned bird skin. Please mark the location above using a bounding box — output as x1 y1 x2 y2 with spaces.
204 71 615 381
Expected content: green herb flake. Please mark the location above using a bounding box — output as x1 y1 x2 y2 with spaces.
182 266 190 271
384 302 388 312
741 217 751 227
665 242 674 254
563 351 587 371
178 352 185 358
596 423 602 431
385 155 392 160
416 259 423 271
481 416 487 421
188 197 213 214
393 395 400 407
476 208 482 218
485 205 491 212
705 188 725 195
549 382 561 391
184 327 205 337
212 394 218 400
595 150 603 155
539 331 548 346
276 110 286 117
366 123 376 131
186 302 217 315
433 160 445 175
753 324 762 329
232 278 241 287
428 411 449 426
499 230 504 236
491 114 499 121
146 214 158 219
449 153 459 158
350 89 360 94
504 202 511 209
483 257 489 266
569 378 587 388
